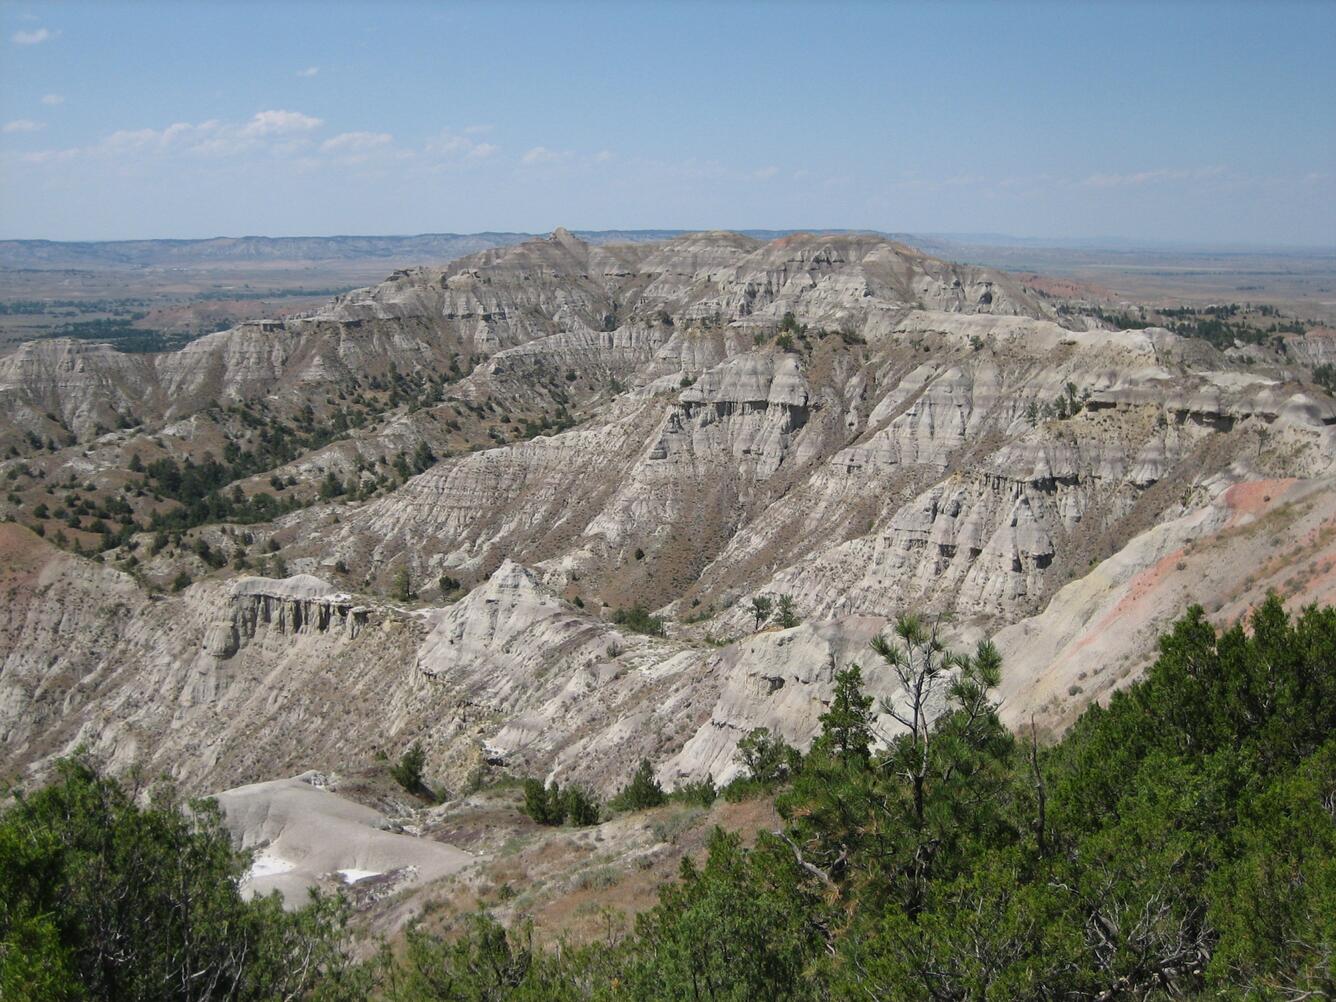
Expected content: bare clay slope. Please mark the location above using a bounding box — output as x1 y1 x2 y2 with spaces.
2 231 1334 802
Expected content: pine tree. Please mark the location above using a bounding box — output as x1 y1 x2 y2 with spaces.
613 758 664 811
749 595 774 631
392 565 416 602
813 663 874 766
391 742 427 795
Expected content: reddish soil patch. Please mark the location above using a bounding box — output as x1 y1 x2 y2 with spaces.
1075 546 1186 650
1222 479 1297 526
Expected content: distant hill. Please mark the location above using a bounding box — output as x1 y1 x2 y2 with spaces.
0 233 533 269
0 230 883 270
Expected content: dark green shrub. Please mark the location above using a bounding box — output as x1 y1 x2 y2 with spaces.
522 779 601 827
720 776 769 803
318 471 344 499
392 566 416 602
612 606 665 637
391 741 428 795
749 594 774 630
736 727 801 784
610 758 665 811
671 777 717 808
563 785 601 826
522 778 563 825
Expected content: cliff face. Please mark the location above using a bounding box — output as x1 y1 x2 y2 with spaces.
2 230 1334 797
0 542 426 785
8 462 1335 800
312 307 1335 627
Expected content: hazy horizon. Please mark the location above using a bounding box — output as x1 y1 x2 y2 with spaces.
2 0 1333 245
2 227 1334 254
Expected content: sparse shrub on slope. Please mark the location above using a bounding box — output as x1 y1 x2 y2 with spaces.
735 726 801 786
749 594 773 631
563 785 601 826
522 778 601 826
669 777 717 809
1314 362 1336 395
391 741 428 796
612 606 665 637
610 758 665 812
746 593 800 631
522 777 560 825
392 565 417 602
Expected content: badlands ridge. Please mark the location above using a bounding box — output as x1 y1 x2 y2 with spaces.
2 228 1334 807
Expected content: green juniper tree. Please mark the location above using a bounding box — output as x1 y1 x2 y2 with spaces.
749 594 774 631
612 759 665 811
392 565 416 602
391 741 428 796
736 727 799 785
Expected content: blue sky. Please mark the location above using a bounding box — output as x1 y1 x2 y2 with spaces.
1 0 1333 244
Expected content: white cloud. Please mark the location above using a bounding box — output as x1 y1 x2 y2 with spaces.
521 146 564 165
13 147 77 165
180 110 323 157
12 27 55 45
296 66 319 77
1080 166 1225 188
752 165 780 181
40 93 64 106
13 109 327 164
110 121 216 151
3 119 44 133
425 129 498 160
593 149 613 163
321 131 392 153
242 109 323 137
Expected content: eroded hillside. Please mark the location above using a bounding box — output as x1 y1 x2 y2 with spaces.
2 230 1334 799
